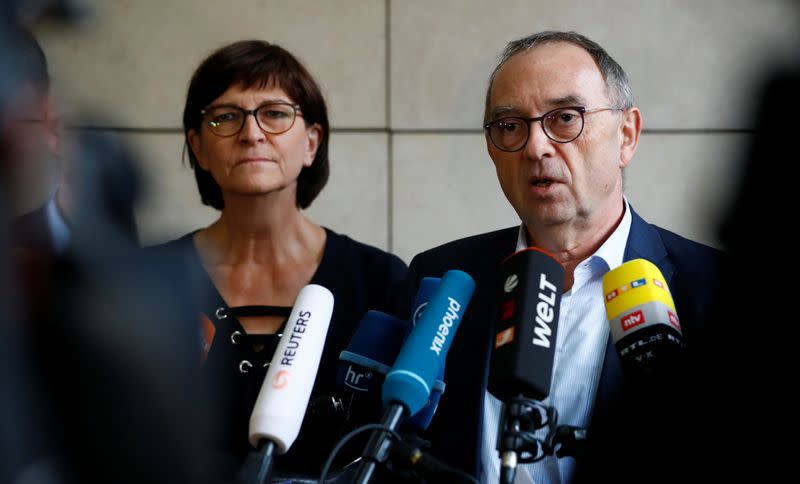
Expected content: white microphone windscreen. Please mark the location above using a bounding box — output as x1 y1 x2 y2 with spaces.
248 284 334 453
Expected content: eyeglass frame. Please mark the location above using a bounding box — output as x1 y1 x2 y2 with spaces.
483 106 625 152
199 101 303 137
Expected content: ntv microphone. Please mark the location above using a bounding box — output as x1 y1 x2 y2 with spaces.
248 284 334 484
490 248 564 484
602 259 683 380
354 270 475 484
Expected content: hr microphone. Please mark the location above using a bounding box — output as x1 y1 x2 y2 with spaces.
489 248 564 484
602 259 683 378
248 284 334 483
337 310 409 394
355 270 475 484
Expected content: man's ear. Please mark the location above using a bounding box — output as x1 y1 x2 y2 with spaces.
43 92 61 157
619 107 642 169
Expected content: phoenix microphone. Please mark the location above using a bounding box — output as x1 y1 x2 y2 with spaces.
489 247 564 484
336 279 447 430
404 277 446 431
602 258 683 378
355 270 475 484
248 284 334 483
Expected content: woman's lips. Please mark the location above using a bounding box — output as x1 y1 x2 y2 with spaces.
236 157 274 165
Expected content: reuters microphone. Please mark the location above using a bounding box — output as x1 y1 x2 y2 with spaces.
248 284 334 484
602 259 683 378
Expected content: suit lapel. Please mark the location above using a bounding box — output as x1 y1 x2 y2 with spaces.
623 208 673 284
589 206 672 448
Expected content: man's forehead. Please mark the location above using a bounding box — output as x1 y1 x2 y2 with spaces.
489 42 607 111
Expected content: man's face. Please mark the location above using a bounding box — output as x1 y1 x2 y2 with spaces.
486 42 635 238
1 83 61 208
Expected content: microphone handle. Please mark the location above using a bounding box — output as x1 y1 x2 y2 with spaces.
354 403 405 484
499 449 518 484
254 440 276 484
499 415 519 484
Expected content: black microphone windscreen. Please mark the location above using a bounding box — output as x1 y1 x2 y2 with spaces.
489 248 564 401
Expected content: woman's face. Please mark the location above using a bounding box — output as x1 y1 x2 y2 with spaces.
188 83 321 203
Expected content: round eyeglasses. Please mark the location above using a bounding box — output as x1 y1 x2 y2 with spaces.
200 101 303 137
483 106 624 152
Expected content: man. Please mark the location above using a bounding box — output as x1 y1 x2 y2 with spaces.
402 31 722 483
7 28 68 255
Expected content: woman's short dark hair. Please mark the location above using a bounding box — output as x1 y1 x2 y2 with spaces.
182 40 329 210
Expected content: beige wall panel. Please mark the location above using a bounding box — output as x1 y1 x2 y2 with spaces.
390 0 799 130
392 133 520 262
35 0 386 128
625 133 748 249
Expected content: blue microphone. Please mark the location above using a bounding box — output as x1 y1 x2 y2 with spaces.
404 277 446 430
337 311 409 394
355 270 476 484
383 270 475 415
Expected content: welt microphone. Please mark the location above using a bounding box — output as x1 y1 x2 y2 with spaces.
489 248 564 484
602 259 683 379
355 270 475 484
248 284 334 484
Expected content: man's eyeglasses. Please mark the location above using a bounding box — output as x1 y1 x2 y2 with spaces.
483 106 624 152
200 101 303 137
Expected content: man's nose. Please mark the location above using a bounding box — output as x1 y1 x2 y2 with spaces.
522 120 556 160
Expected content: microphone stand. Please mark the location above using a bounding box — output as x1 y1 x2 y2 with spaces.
496 395 553 484
354 403 405 484
254 440 276 484
389 436 479 484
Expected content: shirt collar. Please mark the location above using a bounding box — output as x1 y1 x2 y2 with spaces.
515 196 632 271
46 192 70 253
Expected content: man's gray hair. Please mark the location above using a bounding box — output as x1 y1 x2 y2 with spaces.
484 31 634 123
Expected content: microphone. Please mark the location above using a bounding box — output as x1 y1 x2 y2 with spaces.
335 279 446 430
602 258 684 379
489 248 564 484
337 310 408 395
355 270 475 484
383 270 475 416
248 284 334 484
403 277 446 431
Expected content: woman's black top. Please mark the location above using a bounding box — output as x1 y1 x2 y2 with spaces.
149 227 407 478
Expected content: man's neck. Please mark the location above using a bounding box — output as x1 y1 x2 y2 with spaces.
524 198 626 291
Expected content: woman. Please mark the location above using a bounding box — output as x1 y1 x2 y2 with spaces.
152 40 406 479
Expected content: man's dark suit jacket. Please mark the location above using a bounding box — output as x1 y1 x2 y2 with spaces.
13 205 55 254
400 207 723 483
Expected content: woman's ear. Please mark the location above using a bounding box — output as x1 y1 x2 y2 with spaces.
187 129 208 170
304 124 322 167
